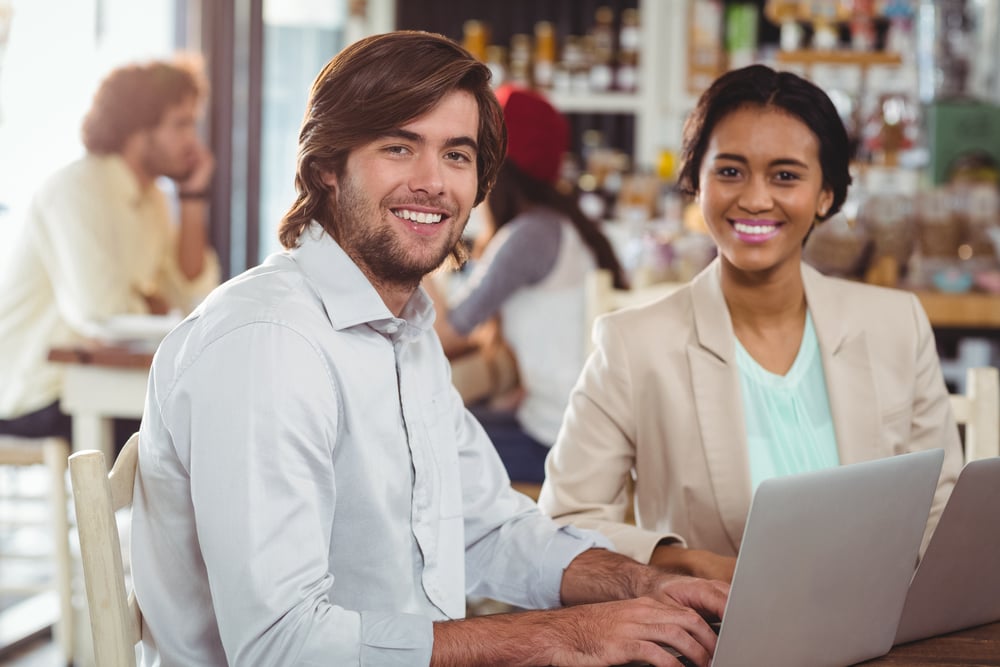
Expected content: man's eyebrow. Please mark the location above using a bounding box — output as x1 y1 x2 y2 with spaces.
444 136 478 152
377 129 478 152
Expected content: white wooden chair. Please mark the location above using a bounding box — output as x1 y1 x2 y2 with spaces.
0 435 72 665
69 432 141 667
584 269 684 353
950 366 1000 464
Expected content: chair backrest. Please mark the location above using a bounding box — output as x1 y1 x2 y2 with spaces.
950 366 1000 463
584 269 683 352
69 432 141 667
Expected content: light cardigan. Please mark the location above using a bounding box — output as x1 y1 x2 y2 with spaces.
539 258 963 563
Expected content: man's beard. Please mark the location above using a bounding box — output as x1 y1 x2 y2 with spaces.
143 138 196 182
333 174 465 289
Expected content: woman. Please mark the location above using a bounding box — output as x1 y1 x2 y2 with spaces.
538 64 962 581
428 84 626 484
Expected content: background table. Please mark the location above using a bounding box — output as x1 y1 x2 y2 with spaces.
48 344 153 460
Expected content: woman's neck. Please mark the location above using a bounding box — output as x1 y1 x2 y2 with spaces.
722 260 808 375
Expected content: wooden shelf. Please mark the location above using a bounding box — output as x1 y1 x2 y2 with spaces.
775 49 903 68
546 90 645 115
914 291 1000 329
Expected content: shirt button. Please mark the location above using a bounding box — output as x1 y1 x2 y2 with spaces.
385 323 398 334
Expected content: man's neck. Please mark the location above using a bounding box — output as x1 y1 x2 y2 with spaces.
369 276 418 318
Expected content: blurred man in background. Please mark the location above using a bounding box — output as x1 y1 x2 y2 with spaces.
0 56 219 441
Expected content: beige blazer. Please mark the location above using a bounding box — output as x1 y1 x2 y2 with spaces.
539 259 963 564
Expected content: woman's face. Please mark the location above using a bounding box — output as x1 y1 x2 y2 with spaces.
697 105 833 279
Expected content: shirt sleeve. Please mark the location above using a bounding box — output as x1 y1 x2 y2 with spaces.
155 195 221 313
439 379 612 609
159 323 434 665
448 215 562 336
538 313 685 563
904 293 963 555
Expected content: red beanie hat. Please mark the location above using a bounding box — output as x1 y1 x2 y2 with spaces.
494 83 569 184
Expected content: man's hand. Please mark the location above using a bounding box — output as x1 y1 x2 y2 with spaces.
560 549 728 618
432 596 720 667
650 544 737 583
143 292 171 315
176 142 215 195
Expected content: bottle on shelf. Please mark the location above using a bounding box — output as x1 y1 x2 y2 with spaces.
554 35 583 94
616 8 640 92
575 35 597 94
764 0 804 51
485 45 507 88
462 20 488 62
533 21 557 90
589 6 615 93
848 0 877 51
508 33 533 87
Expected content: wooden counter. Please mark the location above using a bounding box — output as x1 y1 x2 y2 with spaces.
914 291 1000 330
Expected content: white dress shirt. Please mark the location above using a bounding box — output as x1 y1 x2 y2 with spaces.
131 222 607 666
0 154 218 417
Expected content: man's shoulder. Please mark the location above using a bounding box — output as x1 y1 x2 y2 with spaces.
197 258 326 333
35 154 120 199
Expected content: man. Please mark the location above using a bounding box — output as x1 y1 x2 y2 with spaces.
0 57 219 440
131 32 728 667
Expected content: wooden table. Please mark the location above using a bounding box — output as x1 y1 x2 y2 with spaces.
854 620 1000 665
48 344 153 460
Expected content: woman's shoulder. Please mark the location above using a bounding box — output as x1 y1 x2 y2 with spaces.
807 266 919 312
600 280 697 334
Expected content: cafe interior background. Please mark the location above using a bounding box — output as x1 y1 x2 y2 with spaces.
0 0 999 664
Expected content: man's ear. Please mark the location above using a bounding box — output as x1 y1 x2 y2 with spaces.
320 169 338 190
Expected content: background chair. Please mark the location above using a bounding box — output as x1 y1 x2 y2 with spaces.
581 269 685 524
584 269 683 353
950 366 1000 464
69 432 140 667
0 435 72 665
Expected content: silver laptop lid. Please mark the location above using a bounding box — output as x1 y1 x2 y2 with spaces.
712 449 944 667
894 456 1000 645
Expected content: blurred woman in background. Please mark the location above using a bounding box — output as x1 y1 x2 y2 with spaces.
427 83 626 485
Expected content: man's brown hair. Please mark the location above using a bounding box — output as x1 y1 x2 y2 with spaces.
81 55 207 154
277 31 506 253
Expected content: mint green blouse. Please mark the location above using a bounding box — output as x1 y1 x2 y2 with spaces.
735 311 840 493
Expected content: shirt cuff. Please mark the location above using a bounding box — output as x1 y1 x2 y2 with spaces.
360 610 433 667
533 524 613 609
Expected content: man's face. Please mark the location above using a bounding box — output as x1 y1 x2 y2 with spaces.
321 90 480 289
141 95 203 181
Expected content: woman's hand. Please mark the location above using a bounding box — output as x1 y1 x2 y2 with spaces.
651 544 737 583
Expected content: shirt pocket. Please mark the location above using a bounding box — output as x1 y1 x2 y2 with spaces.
422 389 463 518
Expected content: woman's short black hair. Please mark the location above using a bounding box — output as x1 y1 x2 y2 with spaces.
677 64 852 221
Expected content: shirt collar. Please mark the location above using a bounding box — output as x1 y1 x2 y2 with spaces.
96 153 148 208
287 221 435 341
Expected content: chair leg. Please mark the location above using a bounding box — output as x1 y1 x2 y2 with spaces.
43 438 74 666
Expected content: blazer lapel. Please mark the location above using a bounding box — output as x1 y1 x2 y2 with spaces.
689 261 751 551
803 266 880 464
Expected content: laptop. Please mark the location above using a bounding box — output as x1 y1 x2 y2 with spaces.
893 456 1000 645
705 449 945 667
